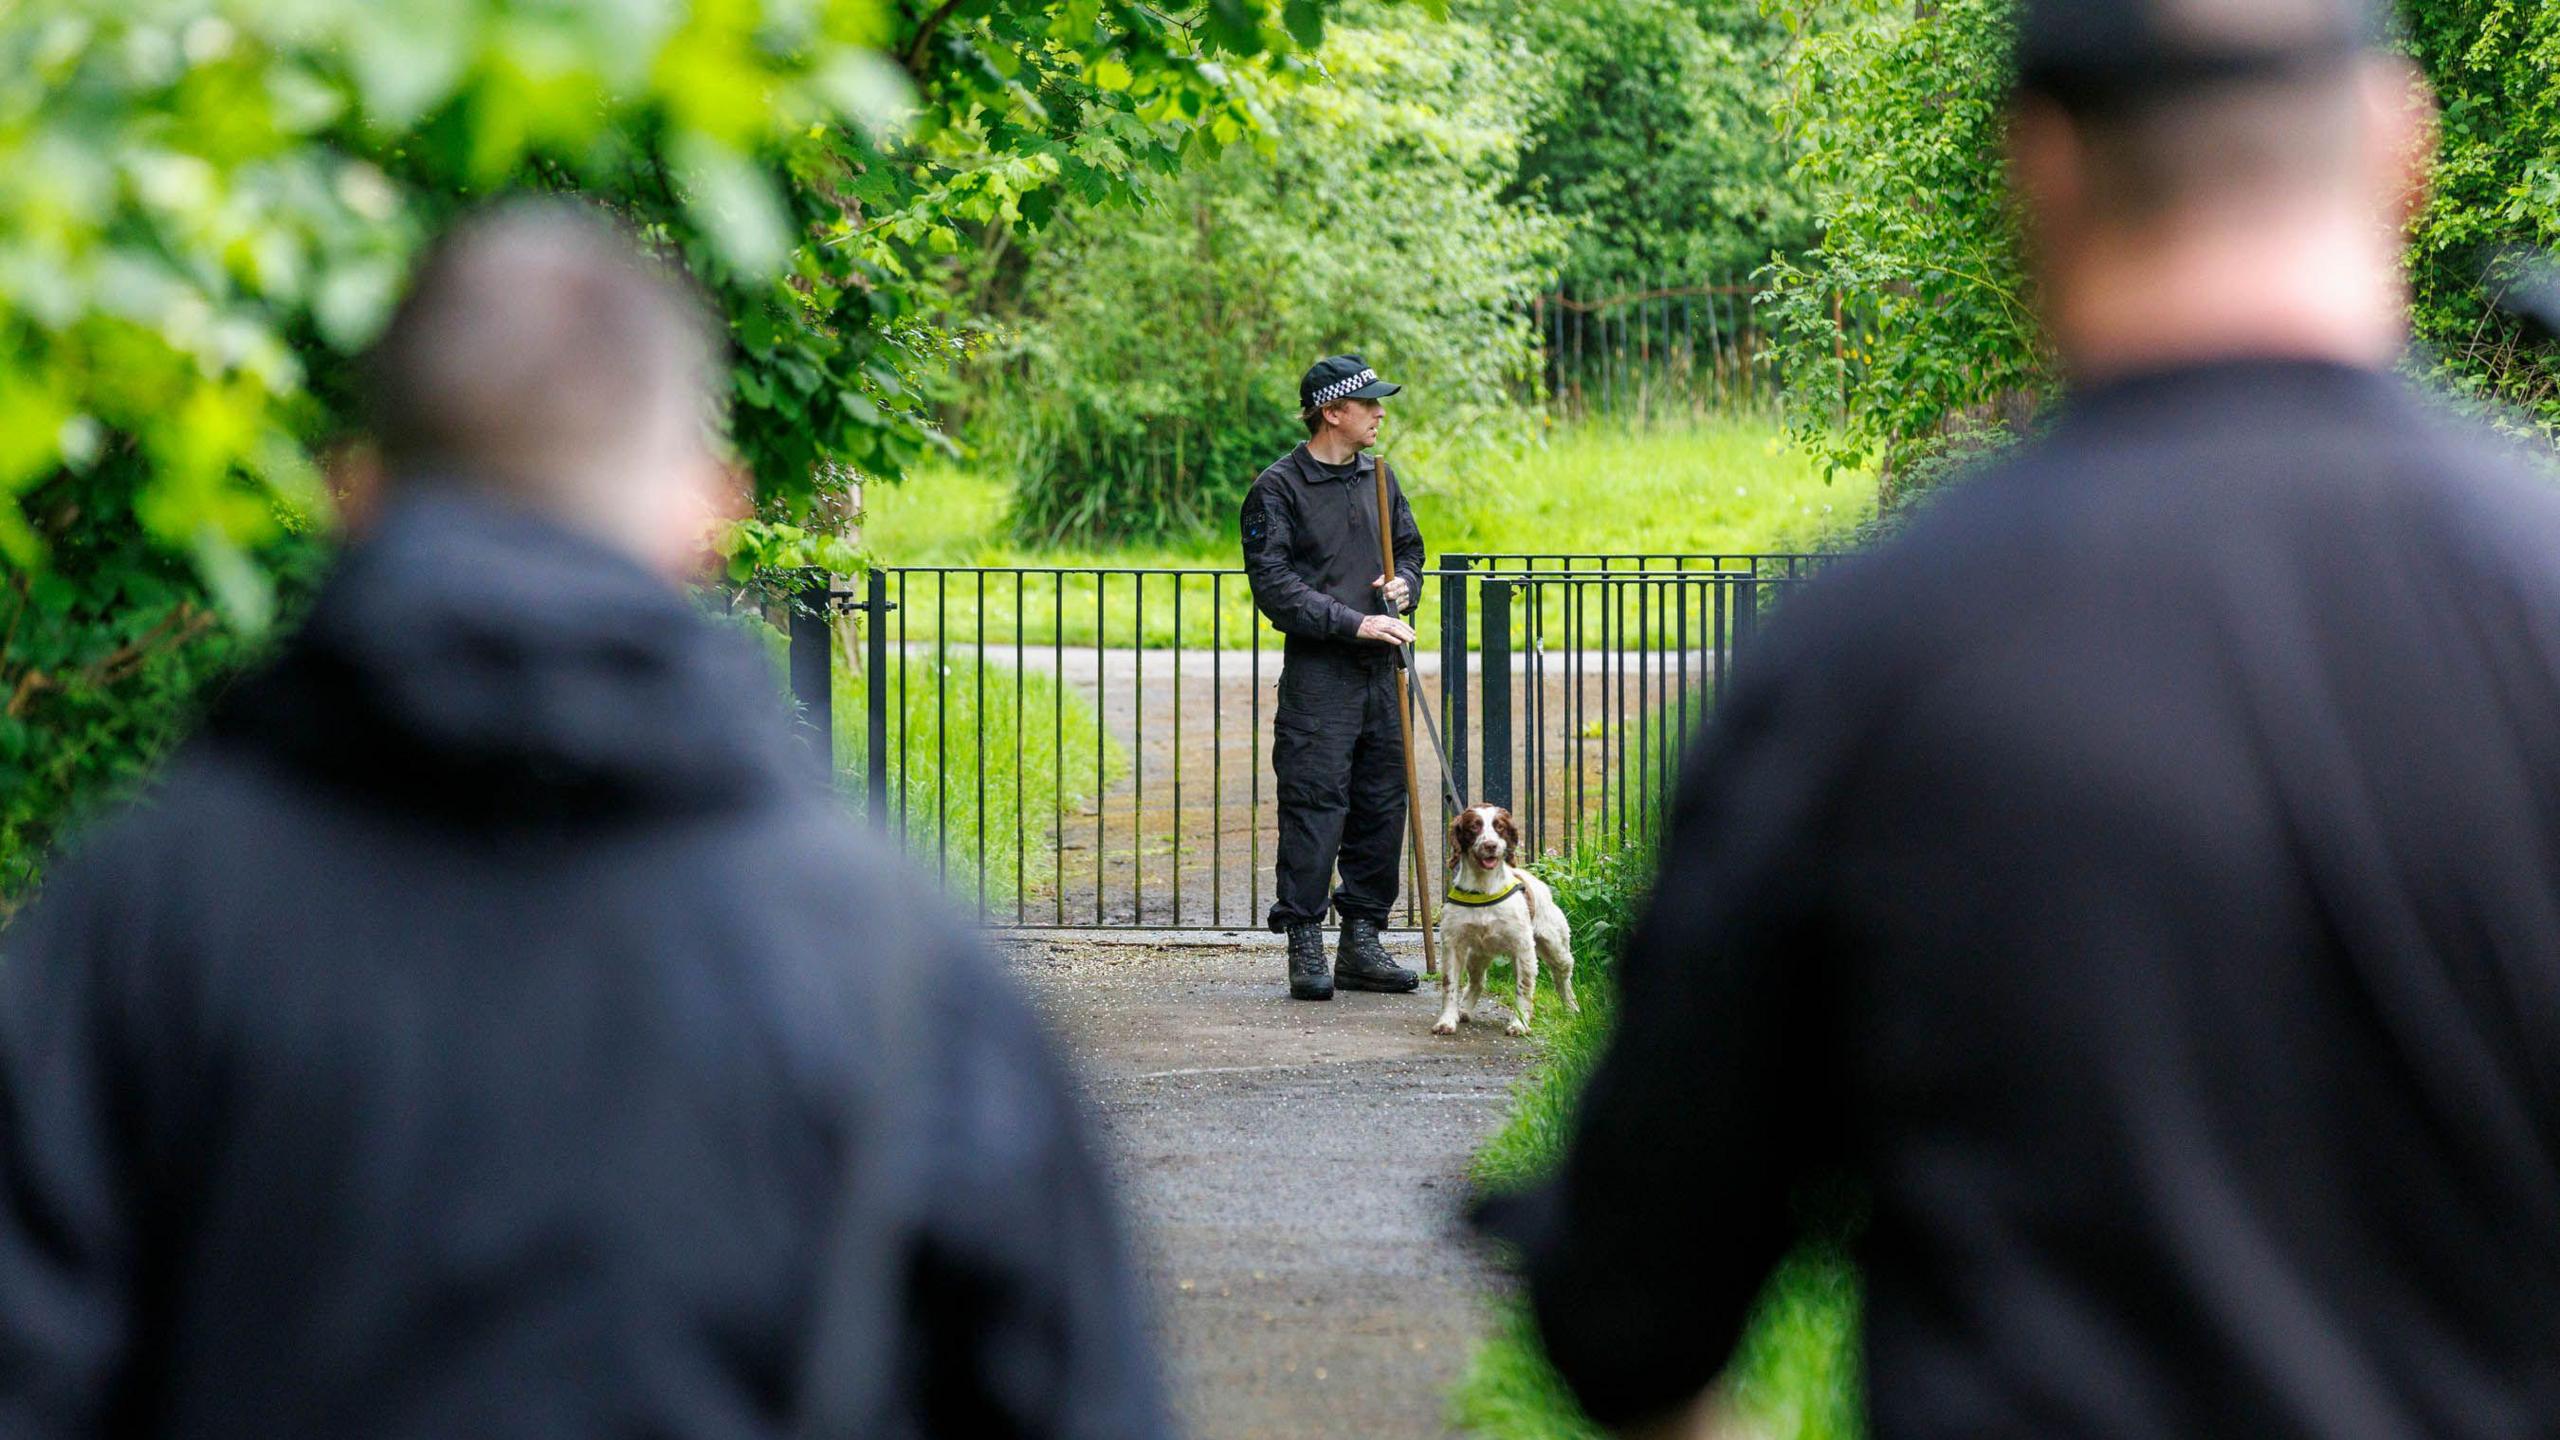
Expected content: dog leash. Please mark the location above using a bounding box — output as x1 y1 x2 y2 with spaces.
1399 639 1470 819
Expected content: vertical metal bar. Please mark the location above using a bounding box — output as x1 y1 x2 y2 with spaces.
1738 577 1760 677
1095 572 1106 925
1676 568 1691 765
1172 577 1183 927
1014 574 1025 924
976 570 987 919
1599 559 1614 848
1441 555 1471 803
1613 566 1627 850
1251 600 1262 924
1055 572 1065 927
1528 581 1545 855
787 570 833 786
1212 574 1224 929
865 569 890 830
897 571 909 845
1569 577 1583 853
1133 573 1145 926
1637 575 1651 845
936 571 948 889
1713 574 1729 718
1481 579 1513 808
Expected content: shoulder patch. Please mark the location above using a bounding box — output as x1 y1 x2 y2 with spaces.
1241 491 1270 546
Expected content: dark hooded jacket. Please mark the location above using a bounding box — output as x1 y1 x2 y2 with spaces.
0 493 1166 1440
1483 362 2560 1438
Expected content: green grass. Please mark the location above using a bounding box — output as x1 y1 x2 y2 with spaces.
857 415 1871 650
1449 840 1865 1440
828 641 1125 916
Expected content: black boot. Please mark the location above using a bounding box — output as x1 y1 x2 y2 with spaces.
1286 923 1333 1001
1334 917 1420 993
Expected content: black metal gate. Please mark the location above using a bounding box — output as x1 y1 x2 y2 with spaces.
785 553 1833 930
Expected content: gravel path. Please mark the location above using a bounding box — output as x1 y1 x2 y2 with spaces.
1006 933 1534 1440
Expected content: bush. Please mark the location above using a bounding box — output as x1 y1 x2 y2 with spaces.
1477 0 1814 293
1763 0 2560 494
985 5 1563 544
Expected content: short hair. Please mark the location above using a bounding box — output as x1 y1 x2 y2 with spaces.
2055 63 2368 228
1301 403 1327 437
363 200 721 501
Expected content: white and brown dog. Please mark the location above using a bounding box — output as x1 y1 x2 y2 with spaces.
1434 805 1576 1036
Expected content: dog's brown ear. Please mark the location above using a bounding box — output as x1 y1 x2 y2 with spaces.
1492 809 1520 852
1449 810 1476 852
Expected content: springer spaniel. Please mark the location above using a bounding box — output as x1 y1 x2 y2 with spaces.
1434 805 1577 1036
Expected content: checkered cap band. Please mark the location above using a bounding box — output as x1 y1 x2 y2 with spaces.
1311 368 1379 408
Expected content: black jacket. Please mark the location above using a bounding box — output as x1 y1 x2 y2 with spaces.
1241 446 1424 662
0 493 1166 1440
1488 362 2560 1437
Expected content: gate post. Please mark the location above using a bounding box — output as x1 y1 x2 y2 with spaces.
862 568 893 830
787 568 833 787
1480 577 1512 809
1733 576 1761 691
1440 554 1471 806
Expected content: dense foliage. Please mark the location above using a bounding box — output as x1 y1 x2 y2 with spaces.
1765 0 2560 498
2403 0 2560 436
1760 0 2039 496
0 0 1373 910
986 4 1559 542
1476 0 1813 294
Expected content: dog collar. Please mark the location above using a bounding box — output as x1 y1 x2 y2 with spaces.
1443 877 1523 908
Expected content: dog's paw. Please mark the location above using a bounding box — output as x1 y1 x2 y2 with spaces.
1430 1016 1460 1036
1505 1017 1531 1037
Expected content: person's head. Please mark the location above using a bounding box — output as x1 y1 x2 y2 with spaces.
2004 0 2434 380
360 200 736 577
1297 355 1400 453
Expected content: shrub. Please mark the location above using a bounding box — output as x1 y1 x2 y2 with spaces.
985 5 1563 544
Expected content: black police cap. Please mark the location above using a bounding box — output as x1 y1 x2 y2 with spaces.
2015 0 2381 108
1300 354 1401 411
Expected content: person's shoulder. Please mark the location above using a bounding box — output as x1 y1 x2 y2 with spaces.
1251 446 1310 490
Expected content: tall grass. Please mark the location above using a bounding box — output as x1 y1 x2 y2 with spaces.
1450 840 1864 1440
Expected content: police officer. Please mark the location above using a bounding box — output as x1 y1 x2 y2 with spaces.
1483 1 2560 1436
1242 355 1426 1001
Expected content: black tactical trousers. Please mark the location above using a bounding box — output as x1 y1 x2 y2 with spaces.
1268 648 1406 931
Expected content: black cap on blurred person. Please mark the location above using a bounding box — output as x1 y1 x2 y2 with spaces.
2015 0 2385 109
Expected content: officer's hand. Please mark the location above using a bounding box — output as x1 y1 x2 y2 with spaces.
1356 614 1416 646
1373 573 1412 611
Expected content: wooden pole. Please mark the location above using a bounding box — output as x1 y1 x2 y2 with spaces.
1376 458 1439 978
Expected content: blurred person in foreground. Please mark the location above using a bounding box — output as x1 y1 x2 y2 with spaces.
1480 1 2560 1435
0 202 1166 1440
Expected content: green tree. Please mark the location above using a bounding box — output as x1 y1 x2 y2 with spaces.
2403 0 2560 437
1477 0 1813 293
1761 0 2041 498
985 4 1562 542
0 0 1370 909
1764 0 2560 501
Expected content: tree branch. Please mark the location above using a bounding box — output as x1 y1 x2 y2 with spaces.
902 0 970 72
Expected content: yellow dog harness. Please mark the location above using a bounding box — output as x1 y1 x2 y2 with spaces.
1443 876 1531 913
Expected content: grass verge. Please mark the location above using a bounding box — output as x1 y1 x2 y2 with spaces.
801 630 1125 916
1450 841 1865 1440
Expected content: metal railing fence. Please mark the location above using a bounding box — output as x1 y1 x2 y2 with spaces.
786 552 1841 930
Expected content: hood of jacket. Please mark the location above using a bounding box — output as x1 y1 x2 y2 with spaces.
212 490 800 821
